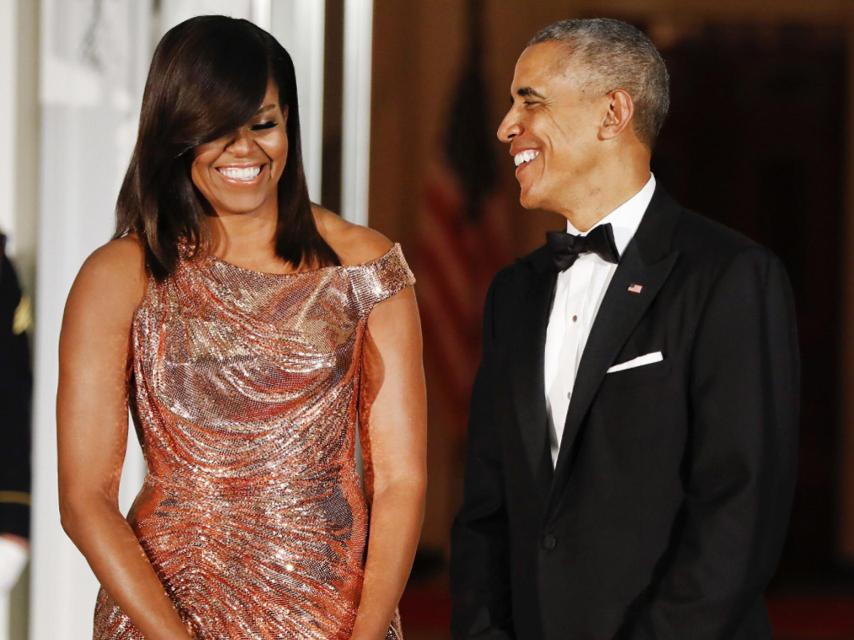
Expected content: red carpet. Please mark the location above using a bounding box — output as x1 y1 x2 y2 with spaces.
400 585 854 639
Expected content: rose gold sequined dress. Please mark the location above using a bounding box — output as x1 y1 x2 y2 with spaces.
93 244 414 640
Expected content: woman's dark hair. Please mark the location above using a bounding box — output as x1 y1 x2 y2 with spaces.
115 15 338 279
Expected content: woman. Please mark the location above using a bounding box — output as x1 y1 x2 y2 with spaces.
57 16 426 640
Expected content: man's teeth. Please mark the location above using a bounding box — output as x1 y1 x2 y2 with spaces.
218 166 262 181
514 150 540 167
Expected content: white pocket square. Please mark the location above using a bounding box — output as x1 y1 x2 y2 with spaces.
606 351 664 374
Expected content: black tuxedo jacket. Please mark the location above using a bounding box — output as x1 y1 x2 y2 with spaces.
450 187 799 640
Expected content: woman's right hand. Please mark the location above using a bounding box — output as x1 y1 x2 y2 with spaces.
57 237 191 640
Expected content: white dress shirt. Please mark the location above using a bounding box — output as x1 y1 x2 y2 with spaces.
544 174 656 465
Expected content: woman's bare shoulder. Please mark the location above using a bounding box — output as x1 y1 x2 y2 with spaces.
68 236 148 317
312 206 394 266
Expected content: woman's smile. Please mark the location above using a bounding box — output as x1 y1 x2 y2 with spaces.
215 163 268 185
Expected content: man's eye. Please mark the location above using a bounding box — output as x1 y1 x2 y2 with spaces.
524 101 540 107
251 121 277 131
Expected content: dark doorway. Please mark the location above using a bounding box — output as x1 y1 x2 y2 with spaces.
651 22 847 582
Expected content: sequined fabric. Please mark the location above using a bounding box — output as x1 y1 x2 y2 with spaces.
93 244 414 640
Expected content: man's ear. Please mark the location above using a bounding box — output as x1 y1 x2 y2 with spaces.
599 89 634 140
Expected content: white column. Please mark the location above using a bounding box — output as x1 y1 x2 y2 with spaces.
0 594 7 640
29 1 152 638
342 0 374 225
0 0 17 251
270 1 326 202
157 0 253 31
0 0 37 285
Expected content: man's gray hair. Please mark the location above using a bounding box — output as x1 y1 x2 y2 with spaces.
528 18 670 147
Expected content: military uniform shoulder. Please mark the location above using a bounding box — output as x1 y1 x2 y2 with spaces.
0 235 22 304
0 233 9 273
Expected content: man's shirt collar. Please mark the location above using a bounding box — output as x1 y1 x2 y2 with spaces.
566 173 656 257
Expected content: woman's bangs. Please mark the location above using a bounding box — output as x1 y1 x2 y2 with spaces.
180 28 270 147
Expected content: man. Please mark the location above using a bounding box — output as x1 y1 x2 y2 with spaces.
450 18 799 640
0 233 32 599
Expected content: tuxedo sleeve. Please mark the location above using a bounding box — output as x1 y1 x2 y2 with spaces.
624 247 799 639
450 278 514 639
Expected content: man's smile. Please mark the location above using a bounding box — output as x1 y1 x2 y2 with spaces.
513 149 540 168
512 148 541 179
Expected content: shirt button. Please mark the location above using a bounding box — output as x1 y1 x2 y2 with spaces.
566 391 572 400
571 314 578 322
542 534 557 551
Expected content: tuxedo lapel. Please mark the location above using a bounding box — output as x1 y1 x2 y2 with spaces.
511 248 557 494
546 187 682 512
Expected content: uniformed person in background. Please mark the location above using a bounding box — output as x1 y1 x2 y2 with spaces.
0 232 32 594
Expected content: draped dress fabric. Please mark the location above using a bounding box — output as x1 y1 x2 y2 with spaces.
93 244 414 640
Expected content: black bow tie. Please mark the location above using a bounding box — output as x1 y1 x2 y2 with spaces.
546 223 620 272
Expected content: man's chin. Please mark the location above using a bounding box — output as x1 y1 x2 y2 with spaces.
518 189 540 211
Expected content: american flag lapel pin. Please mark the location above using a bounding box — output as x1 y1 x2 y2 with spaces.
627 283 644 294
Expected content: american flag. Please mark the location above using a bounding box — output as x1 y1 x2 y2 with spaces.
413 0 512 432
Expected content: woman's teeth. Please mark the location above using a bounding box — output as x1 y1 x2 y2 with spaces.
218 166 262 181
514 150 540 167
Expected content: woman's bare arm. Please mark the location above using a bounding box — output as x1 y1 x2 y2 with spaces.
57 238 191 639
351 281 428 639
